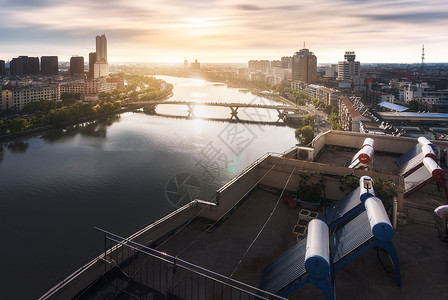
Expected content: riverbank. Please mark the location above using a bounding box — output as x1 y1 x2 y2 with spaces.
0 92 173 142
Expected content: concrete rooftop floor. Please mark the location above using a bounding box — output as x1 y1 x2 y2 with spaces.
156 184 448 300
315 145 401 175
158 189 302 287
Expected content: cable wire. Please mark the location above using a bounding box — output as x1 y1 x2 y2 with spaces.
229 167 296 278
175 157 281 258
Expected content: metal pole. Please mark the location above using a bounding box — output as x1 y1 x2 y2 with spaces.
104 233 107 275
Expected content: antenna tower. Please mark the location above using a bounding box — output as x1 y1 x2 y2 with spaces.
421 44 425 74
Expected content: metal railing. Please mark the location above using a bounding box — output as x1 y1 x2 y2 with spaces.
217 151 289 194
96 228 286 300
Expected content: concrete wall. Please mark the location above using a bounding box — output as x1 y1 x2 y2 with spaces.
313 130 448 157
257 155 404 210
200 156 267 220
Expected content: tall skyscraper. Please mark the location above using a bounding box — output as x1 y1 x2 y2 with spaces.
41 56 58 76
69 56 85 77
191 59 200 70
96 35 107 62
89 52 96 78
94 34 109 78
0 60 5 76
10 56 40 76
337 51 360 81
292 47 317 83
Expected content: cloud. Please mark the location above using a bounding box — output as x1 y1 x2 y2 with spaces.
271 5 300 11
234 4 263 10
0 0 448 62
0 0 57 7
359 11 448 23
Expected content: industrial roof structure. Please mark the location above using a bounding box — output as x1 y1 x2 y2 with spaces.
379 112 448 121
378 101 409 112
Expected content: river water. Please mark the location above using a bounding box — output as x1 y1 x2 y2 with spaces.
0 76 297 299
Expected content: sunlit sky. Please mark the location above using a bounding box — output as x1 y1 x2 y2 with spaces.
1 0 448 63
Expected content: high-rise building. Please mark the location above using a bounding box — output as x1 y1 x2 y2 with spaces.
184 59 188 68
324 64 338 79
248 60 270 73
191 59 200 70
96 35 107 62
270 60 282 69
10 56 40 76
69 56 85 77
27 57 40 75
281 56 292 69
0 60 5 76
89 52 96 78
337 51 360 81
94 34 109 78
10 57 24 76
41 56 58 76
292 47 317 83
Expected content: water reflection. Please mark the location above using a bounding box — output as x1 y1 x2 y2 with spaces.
41 115 121 143
5 140 29 153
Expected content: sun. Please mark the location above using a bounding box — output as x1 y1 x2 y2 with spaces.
183 18 217 28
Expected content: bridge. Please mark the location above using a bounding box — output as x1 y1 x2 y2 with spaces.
132 100 305 119
141 111 297 127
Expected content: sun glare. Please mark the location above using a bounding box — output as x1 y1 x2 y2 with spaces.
191 118 206 133
183 18 217 28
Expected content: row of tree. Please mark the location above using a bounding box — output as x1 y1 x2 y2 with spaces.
1 75 174 135
0 101 123 134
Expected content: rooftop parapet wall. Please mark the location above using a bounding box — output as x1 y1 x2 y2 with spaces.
312 130 448 159
258 155 404 211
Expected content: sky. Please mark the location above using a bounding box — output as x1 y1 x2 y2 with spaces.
1 0 448 63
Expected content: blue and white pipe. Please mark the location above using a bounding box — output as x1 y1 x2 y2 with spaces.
305 219 330 278
364 196 394 241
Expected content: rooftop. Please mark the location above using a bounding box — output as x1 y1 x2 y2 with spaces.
378 101 409 112
72 181 448 300
40 131 448 300
379 111 448 121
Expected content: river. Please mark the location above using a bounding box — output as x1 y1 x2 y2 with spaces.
0 76 297 299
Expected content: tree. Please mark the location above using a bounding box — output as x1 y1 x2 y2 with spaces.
303 114 315 127
332 122 342 130
295 125 314 145
23 99 57 113
331 106 338 115
8 118 28 133
406 100 420 112
329 112 342 130
98 92 112 102
329 113 339 124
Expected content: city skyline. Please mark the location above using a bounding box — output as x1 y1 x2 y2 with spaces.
0 0 448 63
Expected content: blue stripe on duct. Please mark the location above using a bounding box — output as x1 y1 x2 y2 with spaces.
364 196 394 241
305 219 330 278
